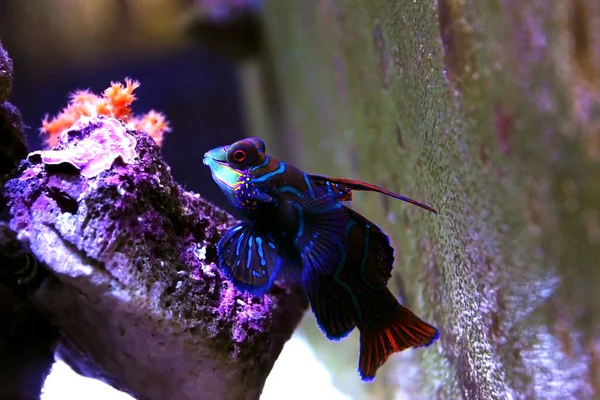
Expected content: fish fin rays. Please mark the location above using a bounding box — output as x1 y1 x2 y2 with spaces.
308 174 438 214
357 303 440 382
306 279 356 340
289 188 349 282
217 222 282 295
308 174 353 201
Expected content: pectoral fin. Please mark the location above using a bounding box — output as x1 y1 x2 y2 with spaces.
217 222 283 295
288 188 349 283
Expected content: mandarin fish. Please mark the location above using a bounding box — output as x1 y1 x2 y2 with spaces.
203 137 440 381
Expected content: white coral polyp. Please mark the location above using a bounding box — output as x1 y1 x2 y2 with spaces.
29 116 138 178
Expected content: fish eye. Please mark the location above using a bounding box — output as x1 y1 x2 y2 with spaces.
227 141 259 168
233 149 246 162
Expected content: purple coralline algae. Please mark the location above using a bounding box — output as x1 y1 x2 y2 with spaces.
3 115 308 400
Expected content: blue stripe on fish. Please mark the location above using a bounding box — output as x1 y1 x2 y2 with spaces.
304 173 315 199
314 202 343 214
251 155 270 171
246 236 253 269
333 219 362 319
360 223 386 290
252 163 285 182
256 237 266 266
293 203 304 246
236 232 245 256
279 185 303 197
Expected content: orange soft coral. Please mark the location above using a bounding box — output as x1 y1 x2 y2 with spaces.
103 78 139 121
130 110 171 148
41 109 80 147
40 78 170 148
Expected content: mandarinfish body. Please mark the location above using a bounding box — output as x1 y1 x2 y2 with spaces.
203 137 440 381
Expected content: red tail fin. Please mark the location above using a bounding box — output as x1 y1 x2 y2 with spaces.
358 305 439 382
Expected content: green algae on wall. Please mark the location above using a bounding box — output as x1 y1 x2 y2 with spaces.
241 0 600 399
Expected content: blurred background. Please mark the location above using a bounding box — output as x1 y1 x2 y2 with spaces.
0 0 247 211
0 1 349 399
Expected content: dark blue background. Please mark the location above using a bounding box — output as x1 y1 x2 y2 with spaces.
5 46 244 213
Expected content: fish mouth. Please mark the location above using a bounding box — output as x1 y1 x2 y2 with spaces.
203 146 229 166
203 151 226 167
203 147 242 190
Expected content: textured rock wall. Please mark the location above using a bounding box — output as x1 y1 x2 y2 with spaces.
240 1 600 398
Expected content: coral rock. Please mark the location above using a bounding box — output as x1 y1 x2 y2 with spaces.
4 116 308 400
29 116 137 179
0 39 12 102
0 222 58 400
0 102 28 179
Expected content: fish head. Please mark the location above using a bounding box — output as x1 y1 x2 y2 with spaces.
203 137 267 200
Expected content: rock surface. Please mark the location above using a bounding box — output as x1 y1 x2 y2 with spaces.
3 115 308 400
0 222 58 400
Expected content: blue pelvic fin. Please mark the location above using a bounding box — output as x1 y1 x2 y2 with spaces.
217 222 282 295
